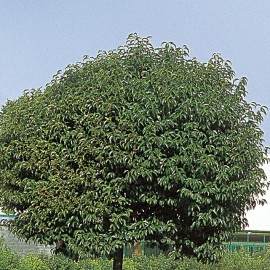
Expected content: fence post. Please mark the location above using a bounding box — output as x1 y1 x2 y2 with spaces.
142 242 145 255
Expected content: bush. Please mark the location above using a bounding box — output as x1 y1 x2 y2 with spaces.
216 249 270 270
124 250 270 270
0 238 20 270
36 254 75 270
126 254 179 270
82 258 112 270
1 237 270 270
19 254 49 270
37 254 112 270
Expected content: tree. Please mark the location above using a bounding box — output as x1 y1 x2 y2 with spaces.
0 34 268 268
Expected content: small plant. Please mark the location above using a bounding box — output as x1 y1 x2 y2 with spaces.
19 253 49 270
37 253 75 270
0 237 20 270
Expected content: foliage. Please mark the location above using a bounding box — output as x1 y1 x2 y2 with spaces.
214 249 270 270
37 254 76 270
0 237 270 270
0 33 268 264
39 254 112 270
126 254 179 270
19 254 49 270
0 237 20 270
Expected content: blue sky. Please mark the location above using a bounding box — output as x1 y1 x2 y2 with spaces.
1 0 270 144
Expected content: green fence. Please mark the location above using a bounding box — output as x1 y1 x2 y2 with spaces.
227 230 270 255
227 242 268 254
124 241 174 257
124 231 270 257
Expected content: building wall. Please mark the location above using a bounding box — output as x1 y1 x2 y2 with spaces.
0 226 53 256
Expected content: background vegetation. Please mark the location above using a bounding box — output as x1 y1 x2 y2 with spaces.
0 238 269 270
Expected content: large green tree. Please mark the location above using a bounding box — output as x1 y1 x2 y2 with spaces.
0 34 268 268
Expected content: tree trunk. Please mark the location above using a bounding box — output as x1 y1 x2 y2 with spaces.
113 247 124 270
55 240 69 257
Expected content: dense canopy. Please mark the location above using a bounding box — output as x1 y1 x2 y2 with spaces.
0 34 268 265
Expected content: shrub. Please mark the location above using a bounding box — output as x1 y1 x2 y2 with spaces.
216 249 270 270
126 254 181 270
0 238 20 270
19 253 49 270
37 254 75 270
37 254 112 270
1 236 270 270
